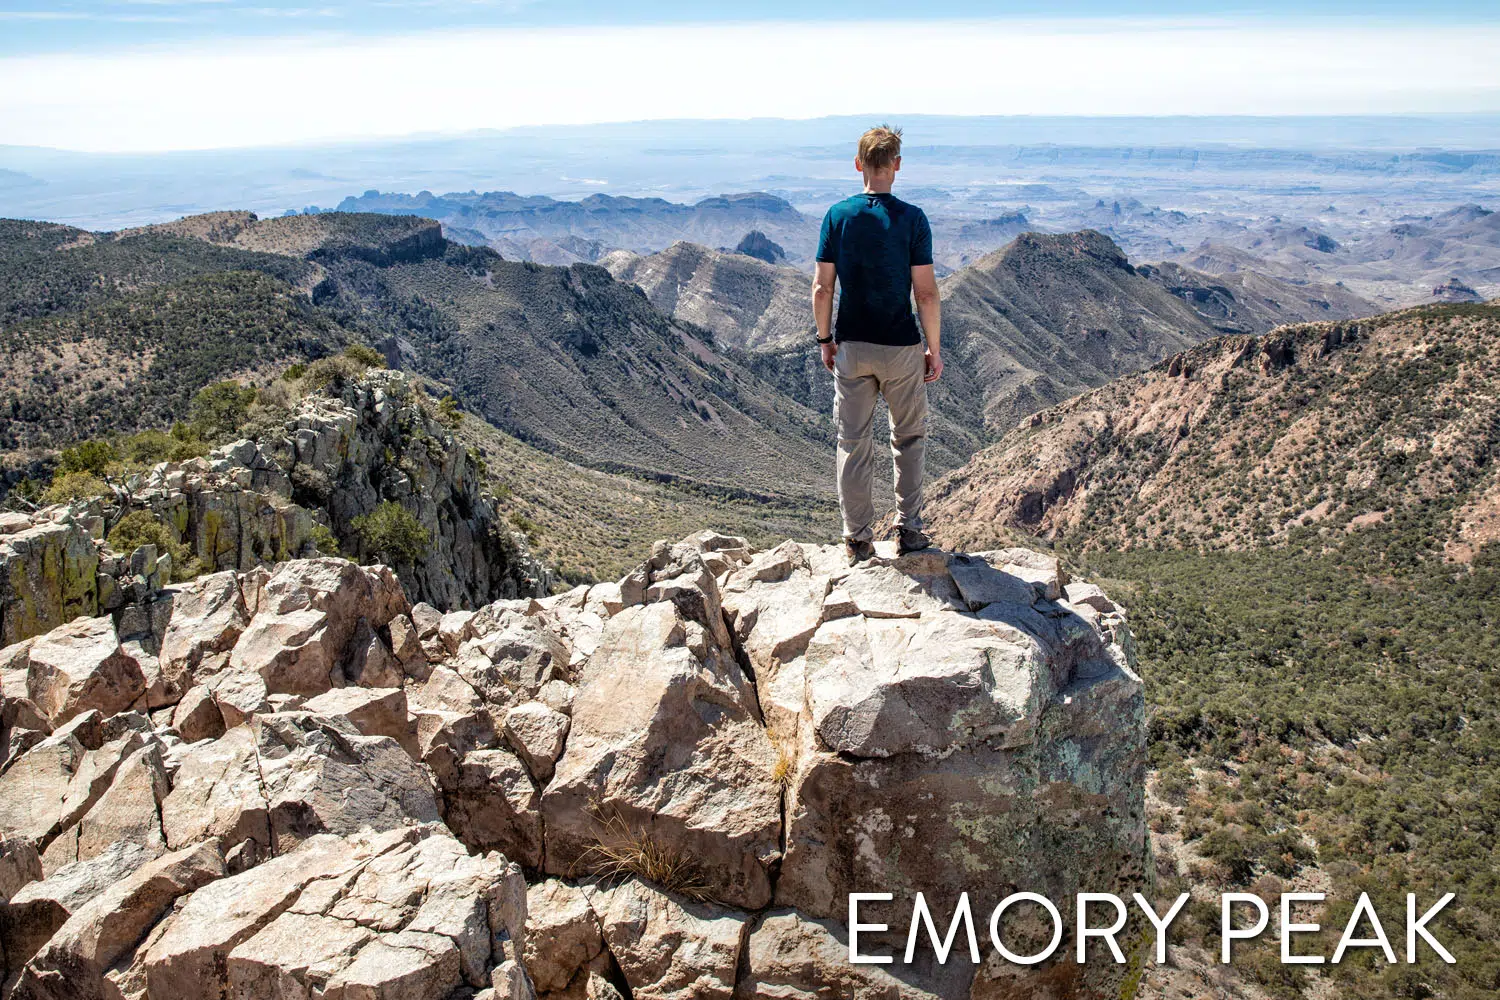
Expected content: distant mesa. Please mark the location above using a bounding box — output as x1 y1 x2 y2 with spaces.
1303 232 1340 253
0 168 44 190
1432 277 1484 302
1435 203 1494 226
731 230 786 264
956 211 1031 240
315 188 811 262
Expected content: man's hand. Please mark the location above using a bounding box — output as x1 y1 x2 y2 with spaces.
821 341 838 372
924 350 943 383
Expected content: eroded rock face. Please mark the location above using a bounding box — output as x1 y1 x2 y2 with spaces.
252 711 441 852
768 549 1145 994
591 879 748 1000
541 598 782 910
0 531 1145 1000
737 909 950 1000
0 370 551 651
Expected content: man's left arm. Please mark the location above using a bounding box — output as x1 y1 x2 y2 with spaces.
813 261 838 371
912 264 942 382
910 210 941 381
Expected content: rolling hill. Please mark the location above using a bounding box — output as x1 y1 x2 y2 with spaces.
0 211 835 504
927 301 1500 561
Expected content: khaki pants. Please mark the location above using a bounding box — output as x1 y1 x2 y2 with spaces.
833 340 928 542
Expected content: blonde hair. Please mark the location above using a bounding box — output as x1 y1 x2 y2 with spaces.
857 125 903 170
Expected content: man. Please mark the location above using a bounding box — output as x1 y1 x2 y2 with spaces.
812 124 942 565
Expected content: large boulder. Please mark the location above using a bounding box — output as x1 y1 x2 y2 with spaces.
0 714 139 852
502 701 570 785
23 617 145 724
135 826 527 1000
10 840 225 1000
590 879 748 1000
540 599 782 910
43 741 170 871
521 879 606 994
736 909 946 1000
2 841 157 977
159 724 270 854
757 546 1146 998
154 570 250 707
441 748 544 868
226 559 408 697
251 711 440 851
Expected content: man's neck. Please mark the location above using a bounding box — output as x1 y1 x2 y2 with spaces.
862 175 894 194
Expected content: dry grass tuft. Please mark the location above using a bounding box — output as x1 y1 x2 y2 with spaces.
577 812 717 903
766 724 796 788
770 750 794 788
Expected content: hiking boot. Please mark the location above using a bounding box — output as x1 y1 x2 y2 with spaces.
897 528 932 555
845 538 876 566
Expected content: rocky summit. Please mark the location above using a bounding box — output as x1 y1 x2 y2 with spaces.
0 526 1145 999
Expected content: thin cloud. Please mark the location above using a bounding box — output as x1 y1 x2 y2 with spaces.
0 10 92 19
2 17 1498 152
240 7 342 17
0 7 195 21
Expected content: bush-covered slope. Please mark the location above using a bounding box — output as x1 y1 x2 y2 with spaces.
0 270 348 450
0 217 313 328
304 238 834 501
930 302 1500 560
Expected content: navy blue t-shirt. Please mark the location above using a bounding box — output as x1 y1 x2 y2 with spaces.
816 192 933 346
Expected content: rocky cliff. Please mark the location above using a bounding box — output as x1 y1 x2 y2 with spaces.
0 371 548 648
0 530 1146 1000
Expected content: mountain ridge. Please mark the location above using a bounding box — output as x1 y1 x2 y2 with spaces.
927 300 1500 562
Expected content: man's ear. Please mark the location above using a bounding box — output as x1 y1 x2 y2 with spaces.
893 155 902 173
854 156 864 173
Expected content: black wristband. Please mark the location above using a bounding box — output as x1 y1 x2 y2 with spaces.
816 334 834 345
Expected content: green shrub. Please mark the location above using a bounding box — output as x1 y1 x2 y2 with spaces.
106 509 199 581
309 522 340 556
190 380 257 441
116 427 209 466
350 502 429 565
282 362 307 381
342 344 387 369
303 354 367 391
438 395 463 429
58 439 116 476
43 470 109 504
107 509 175 555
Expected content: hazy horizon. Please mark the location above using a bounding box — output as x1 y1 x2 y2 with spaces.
4 12 1500 153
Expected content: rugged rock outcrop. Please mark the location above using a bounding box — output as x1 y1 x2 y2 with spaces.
0 531 1146 999
0 371 548 648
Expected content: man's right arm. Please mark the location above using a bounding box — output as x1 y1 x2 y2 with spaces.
813 261 838 371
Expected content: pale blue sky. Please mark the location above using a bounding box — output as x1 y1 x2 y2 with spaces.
2 0 1495 54
2 4 1497 151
